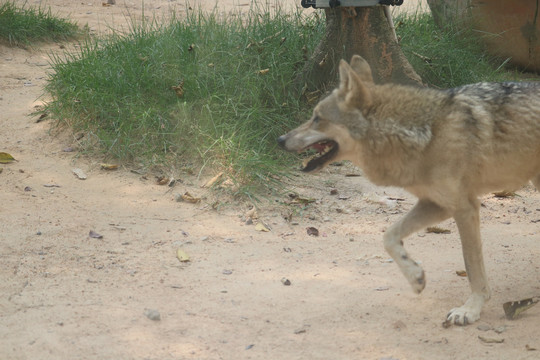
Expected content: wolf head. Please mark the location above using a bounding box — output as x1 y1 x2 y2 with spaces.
277 55 373 172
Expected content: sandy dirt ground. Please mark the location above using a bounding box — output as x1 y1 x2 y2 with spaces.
1 1 540 359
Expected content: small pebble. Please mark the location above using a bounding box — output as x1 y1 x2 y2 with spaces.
477 324 491 331
144 309 161 321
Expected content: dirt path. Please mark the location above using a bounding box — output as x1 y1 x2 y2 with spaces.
1 1 539 359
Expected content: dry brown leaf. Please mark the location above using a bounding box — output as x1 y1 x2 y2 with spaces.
202 172 224 188
257 68 270 75
306 227 319 236
478 335 504 344
100 163 118 170
426 226 451 234
171 80 184 98
156 176 170 185
289 194 315 205
180 192 201 204
493 190 518 198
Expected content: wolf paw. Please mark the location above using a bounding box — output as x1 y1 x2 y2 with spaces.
444 305 481 327
443 293 486 327
404 264 426 294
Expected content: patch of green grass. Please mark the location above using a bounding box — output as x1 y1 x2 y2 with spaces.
44 5 524 196
45 4 322 192
396 11 517 88
0 1 78 46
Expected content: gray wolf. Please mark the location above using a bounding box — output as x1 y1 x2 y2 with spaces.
277 55 540 326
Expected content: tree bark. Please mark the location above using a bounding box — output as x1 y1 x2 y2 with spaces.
297 6 421 96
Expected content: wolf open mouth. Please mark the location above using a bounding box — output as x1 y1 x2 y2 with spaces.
301 140 339 172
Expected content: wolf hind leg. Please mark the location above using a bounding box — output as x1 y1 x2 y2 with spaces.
384 199 451 294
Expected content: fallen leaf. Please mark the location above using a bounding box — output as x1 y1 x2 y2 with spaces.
171 80 184 98
456 270 467 277
257 68 270 75
526 344 537 351
493 190 518 198
255 222 270 232
176 249 190 262
202 171 223 188
426 226 451 234
156 176 170 185
89 230 103 239
100 163 118 170
289 194 315 205
72 168 87 180
478 335 504 344
36 112 48 123
503 297 539 319
0 152 15 164
245 207 258 220
306 227 319 236
179 192 201 204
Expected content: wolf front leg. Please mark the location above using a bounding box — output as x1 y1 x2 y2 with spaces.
384 199 451 293
446 197 491 326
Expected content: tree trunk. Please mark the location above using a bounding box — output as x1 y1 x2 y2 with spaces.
297 6 421 96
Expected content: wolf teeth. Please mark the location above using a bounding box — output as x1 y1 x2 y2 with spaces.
321 144 332 154
302 143 332 167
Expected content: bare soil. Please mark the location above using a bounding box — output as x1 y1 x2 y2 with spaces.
1 1 539 359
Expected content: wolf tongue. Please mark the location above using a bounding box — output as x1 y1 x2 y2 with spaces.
311 142 328 152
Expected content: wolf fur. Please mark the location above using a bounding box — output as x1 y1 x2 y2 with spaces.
277 55 540 326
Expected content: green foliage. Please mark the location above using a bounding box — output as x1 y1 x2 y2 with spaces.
45 5 322 190
0 1 78 46
396 11 516 88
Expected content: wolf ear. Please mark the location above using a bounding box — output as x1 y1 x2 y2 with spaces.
338 58 372 109
350 55 374 85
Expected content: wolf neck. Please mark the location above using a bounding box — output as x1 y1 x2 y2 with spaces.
354 85 443 188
